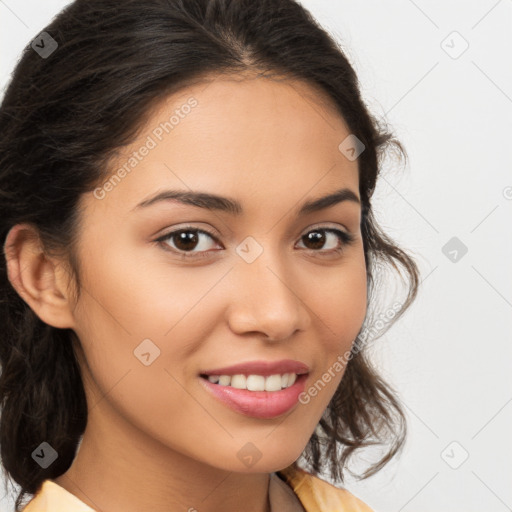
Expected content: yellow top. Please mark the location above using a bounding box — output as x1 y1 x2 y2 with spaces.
22 464 373 512
278 465 373 511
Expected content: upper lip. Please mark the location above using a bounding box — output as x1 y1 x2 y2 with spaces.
200 359 310 377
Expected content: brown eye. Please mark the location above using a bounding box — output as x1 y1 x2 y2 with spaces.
297 228 355 254
156 228 220 257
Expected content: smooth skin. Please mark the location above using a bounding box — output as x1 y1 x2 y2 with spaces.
4 72 367 512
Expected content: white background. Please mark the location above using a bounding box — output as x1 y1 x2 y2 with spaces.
1 1 511 511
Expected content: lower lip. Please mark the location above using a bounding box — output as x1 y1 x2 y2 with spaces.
199 374 308 419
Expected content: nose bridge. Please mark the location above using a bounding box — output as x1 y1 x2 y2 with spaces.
228 236 309 339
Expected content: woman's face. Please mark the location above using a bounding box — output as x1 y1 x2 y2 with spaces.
69 74 367 473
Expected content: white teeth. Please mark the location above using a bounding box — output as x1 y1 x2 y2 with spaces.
230 374 246 389
246 375 265 391
218 375 231 386
204 372 299 391
265 374 282 391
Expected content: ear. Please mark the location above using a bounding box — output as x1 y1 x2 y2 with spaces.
3 223 76 329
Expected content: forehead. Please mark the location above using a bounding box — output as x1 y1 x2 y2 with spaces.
86 74 360 218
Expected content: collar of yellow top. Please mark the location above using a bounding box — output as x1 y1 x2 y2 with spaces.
23 465 373 512
276 464 374 512
22 480 96 512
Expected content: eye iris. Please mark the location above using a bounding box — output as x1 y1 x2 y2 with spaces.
304 231 325 250
174 230 199 251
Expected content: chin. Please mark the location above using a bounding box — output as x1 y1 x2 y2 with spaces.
210 438 309 474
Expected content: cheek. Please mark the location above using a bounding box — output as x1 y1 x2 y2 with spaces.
314 256 368 350
298 257 367 410
72 287 223 458
75 239 217 342
71 247 228 411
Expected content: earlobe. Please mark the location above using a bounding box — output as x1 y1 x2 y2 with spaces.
3 223 76 329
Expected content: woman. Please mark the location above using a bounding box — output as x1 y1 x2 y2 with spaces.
0 0 419 511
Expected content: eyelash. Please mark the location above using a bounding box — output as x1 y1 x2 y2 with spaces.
154 225 356 260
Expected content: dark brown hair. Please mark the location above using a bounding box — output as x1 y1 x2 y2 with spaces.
0 0 420 509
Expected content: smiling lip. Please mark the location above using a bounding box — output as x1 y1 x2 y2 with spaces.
200 359 310 377
198 359 310 419
199 373 308 419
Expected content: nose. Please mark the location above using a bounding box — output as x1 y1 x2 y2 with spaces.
226 244 311 341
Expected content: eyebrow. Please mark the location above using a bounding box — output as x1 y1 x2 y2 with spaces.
132 187 360 216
